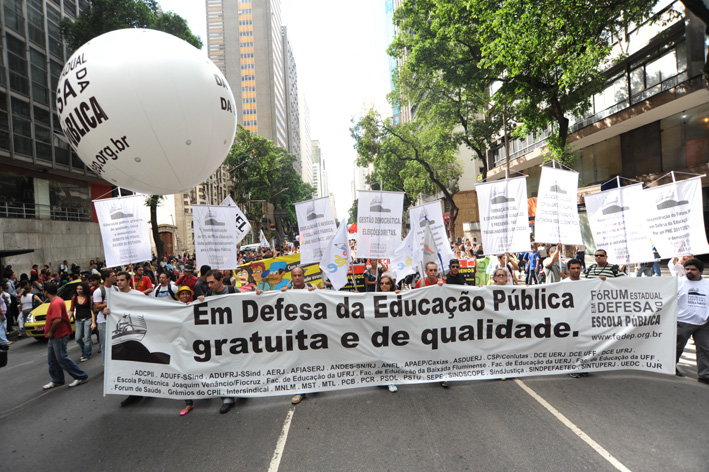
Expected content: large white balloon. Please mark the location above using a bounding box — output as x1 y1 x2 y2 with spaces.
57 29 237 195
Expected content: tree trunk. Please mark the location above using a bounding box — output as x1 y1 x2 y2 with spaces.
150 197 164 264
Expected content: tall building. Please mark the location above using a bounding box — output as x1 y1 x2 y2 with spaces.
312 139 322 197
282 26 301 173
298 90 313 186
208 0 289 150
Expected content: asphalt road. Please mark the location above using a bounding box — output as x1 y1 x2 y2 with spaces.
1 337 706 472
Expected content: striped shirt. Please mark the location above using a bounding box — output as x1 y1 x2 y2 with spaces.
585 264 623 279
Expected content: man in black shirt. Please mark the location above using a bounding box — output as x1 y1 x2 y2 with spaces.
445 259 468 285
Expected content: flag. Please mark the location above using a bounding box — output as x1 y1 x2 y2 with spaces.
390 231 418 281
259 229 270 248
422 221 442 273
220 196 251 245
319 221 351 291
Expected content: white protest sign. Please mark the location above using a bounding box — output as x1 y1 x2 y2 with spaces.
295 197 337 264
535 167 584 245
93 195 152 267
193 205 238 270
220 196 251 245
357 190 405 259
104 278 676 399
409 201 454 270
644 178 709 258
476 177 530 254
584 184 655 265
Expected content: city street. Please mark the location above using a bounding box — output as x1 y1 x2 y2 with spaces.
1 336 706 471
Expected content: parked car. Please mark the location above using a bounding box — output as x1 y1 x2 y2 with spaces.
24 279 80 340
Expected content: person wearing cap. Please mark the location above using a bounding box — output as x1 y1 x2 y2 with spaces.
176 264 198 292
257 261 288 291
445 259 469 285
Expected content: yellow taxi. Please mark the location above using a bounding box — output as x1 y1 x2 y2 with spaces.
24 279 81 339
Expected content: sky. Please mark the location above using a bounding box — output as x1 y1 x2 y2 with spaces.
156 0 393 220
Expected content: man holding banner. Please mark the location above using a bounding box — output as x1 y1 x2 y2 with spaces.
675 258 709 384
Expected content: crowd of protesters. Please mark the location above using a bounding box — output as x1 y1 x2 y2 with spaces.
1 235 704 416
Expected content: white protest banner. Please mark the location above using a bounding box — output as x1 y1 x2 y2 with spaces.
295 197 337 264
193 205 238 270
390 231 419 282
104 277 676 399
409 201 454 270
535 167 584 245
476 177 530 254
584 184 655 265
94 195 152 267
319 221 351 291
220 196 251 245
357 190 405 259
644 177 709 258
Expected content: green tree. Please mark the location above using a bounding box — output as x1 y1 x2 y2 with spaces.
389 0 503 179
226 125 313 240
347 199 358 225
391 0 659 164
60 0 202 263
351 109 463 239
61 0 202 50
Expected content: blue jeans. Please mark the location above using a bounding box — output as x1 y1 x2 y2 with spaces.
97 322 106 364
75 318 93 358
0 316 8 344
47 336 87 384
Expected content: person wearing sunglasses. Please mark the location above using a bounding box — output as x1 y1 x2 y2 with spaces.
445 259 469 286
585 249 623 281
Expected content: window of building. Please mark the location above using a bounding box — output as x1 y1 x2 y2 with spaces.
50 180 91 221
30 49 49 105
46 5 64 59
572 135 623 187
63 0 76 18
4 0 25 35
661 103 709 170
629 39 687 105
6 35 29 96
0 171 35 218
27 1 45 47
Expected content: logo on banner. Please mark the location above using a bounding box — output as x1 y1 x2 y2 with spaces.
655 189 688 210
491 188 514 204
109 204 133 220
600 195 629 215
549 182 567 194
203 208 225 226
111 314 170 365
306 203 324 220
369 195 391 213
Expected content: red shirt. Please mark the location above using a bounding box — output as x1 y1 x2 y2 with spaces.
414 278 445 289
176 274 198 291
131 275 153 293
45 297 72 338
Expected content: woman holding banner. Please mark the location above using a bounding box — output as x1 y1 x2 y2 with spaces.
176 286 197 416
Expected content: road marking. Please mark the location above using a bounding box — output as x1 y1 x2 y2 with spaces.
514 379 631 472
268 407 295 472
0 391 54 421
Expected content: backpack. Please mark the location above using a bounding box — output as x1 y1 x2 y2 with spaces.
153 284 176 300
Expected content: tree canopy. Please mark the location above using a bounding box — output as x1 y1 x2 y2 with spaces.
226 125 314 237
61 0 202 50
351 109 462 238
390 0 660 164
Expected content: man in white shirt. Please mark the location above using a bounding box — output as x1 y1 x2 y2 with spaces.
561 259 583 282
675 258 709 384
